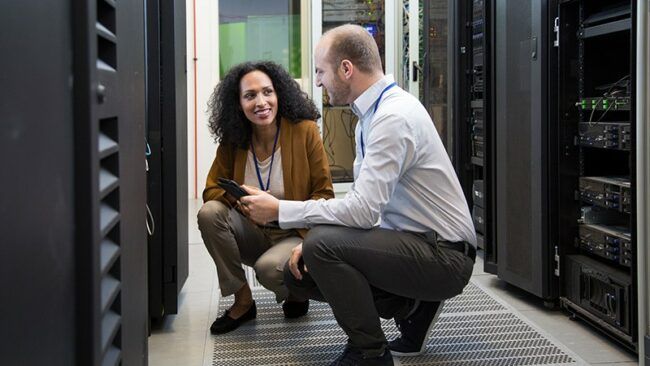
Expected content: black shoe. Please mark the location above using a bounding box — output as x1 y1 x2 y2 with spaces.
210 301 256 335
329 345 394 366
282 299 309 318
388 300 444 356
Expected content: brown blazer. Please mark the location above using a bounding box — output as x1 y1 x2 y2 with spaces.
202 118 334 237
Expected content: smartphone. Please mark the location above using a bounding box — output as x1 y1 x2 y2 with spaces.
217 178 248 200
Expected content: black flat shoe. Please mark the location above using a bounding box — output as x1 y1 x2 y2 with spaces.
282 299 309 318
210 301 257 335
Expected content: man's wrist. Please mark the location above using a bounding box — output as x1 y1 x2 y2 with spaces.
278 200 306 229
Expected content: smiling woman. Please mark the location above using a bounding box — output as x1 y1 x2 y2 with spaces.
198 60 334 335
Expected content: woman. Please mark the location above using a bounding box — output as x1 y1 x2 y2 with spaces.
198 61 334 335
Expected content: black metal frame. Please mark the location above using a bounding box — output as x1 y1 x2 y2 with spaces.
483 0 497 274
72 0 101 363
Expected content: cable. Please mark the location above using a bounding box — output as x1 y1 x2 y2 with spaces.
146 203 155 236
585 74 630 126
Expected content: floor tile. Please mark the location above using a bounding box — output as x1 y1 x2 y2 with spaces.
470 273 544 311
518 309 636 364
148 198 642 366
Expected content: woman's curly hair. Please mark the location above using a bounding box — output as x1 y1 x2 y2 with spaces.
207 61 321 149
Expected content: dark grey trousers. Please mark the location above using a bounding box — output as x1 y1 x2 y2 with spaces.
284 225 474 357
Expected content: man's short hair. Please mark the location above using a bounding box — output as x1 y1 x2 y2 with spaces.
323 24 383 74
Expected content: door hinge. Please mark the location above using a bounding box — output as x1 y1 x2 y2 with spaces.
553 17 560 47
554 245 560 276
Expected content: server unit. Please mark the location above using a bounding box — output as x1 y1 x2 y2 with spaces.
556 0 638 350
564 255 633 336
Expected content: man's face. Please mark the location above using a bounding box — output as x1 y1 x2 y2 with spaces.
314 43 351 106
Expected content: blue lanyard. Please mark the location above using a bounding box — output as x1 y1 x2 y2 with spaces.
360 82 397 158
251 121 281 191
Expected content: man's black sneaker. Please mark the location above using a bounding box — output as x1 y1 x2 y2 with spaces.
210 301 256 335
388 300 445 356
329 345 394 366
282 299 309 318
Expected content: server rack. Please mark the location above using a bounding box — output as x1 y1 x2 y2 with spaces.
1 0 149 364
468 0 487 252
76 0 150 363
556 0 639 351
494 0 559 303
454 0 497 274
456 0 560 301
456 0 643 353
146 0 189 321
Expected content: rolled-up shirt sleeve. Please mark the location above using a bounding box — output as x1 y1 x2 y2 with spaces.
278 113 417 229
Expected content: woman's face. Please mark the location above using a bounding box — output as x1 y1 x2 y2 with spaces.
239 70 278 128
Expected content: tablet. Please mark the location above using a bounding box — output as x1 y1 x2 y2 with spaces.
217 178 248 200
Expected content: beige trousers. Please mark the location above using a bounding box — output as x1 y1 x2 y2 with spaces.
197 200 301 302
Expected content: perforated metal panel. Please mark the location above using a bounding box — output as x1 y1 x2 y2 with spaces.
210 281 584 365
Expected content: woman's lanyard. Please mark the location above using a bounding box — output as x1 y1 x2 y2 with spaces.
251 121 281 191
360 82 397 158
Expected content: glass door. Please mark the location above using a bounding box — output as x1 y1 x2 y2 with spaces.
314 0 419 183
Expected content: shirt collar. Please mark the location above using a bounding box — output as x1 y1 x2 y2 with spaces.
350 74 395 118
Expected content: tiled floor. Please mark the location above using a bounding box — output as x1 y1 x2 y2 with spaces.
148 199 639 366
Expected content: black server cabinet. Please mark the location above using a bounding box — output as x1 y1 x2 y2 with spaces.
493 0 558 302
1 2 77 364
556 0 638 351
76 0 150 363
454 0 497 274
1 0 149 365
146 0 189 320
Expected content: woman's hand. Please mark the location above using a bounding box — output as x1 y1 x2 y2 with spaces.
239 185 280 225
235 200 250 217
288 243 307 280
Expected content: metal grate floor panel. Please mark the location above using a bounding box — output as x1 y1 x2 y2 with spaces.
209 281 586 365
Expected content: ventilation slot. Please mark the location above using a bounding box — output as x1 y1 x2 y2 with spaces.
97 0 116 34
96 0 116 69
98 105 121 364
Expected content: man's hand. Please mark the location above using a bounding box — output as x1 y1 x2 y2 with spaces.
239 185 280 225
287 243 307 280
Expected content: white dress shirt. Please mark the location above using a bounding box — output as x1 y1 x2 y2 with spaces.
279 75 476 246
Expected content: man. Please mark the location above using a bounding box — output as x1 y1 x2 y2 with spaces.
240 24 476 365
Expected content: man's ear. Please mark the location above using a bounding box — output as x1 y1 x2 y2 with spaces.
340 59 353 79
